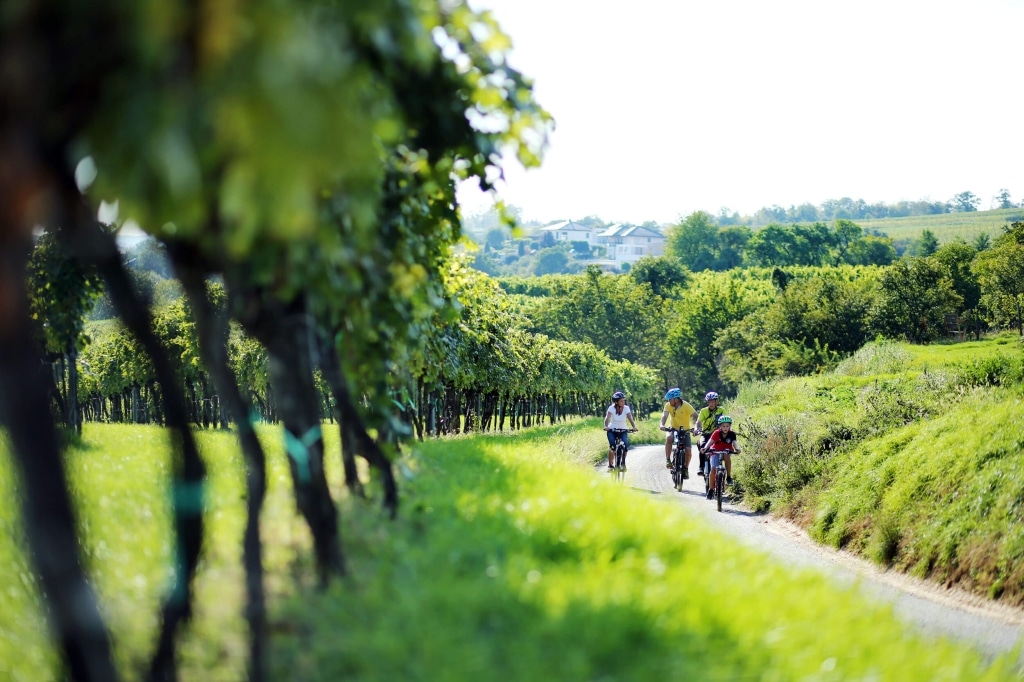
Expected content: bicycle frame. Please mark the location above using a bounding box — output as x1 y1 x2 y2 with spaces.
610 429 629 470
670 427 689 491
703 452 729 511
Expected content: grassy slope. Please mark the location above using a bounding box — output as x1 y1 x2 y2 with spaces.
2 421 1019 680
732 334 1024 605
851 207 1024 244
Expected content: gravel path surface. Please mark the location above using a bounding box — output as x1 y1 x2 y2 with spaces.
600 443 1024 666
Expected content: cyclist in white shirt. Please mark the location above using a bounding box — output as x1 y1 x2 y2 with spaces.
603 391 637 469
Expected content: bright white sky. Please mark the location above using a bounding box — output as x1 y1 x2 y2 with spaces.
457 0 1024 225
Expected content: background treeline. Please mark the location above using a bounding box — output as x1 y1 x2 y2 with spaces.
716 188 1018 226
497 220 1024 401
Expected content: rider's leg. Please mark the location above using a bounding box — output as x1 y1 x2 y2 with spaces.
607 431 615 467
664 433 672 467
681 432 691 478
697 437 707 476
725 453 733 483
707 453 720 497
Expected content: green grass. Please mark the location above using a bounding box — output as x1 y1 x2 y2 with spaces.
1 422 1019 680
734 333 1024 605
853 207 1024 245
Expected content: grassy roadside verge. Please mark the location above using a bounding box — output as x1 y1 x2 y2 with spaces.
1 421 1019 680
732 334 1024 606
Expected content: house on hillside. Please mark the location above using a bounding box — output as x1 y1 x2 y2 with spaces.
539 220 601 247
597 224 666 264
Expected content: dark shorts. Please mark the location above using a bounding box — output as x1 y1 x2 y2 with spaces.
607 429 630 449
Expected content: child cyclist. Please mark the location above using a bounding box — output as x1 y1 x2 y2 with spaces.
603 391 637 469
659 388 696 476
704 415 739 498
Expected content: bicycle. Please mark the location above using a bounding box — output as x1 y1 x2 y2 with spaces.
703 448 733 512
608 428 634 474
661 426 691 492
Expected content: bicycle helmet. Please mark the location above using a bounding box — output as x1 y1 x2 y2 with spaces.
664 388 682 401
612 391 626 400
705 391 720 402
717 415 732 425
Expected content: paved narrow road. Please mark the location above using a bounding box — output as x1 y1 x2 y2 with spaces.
602 443 1024 666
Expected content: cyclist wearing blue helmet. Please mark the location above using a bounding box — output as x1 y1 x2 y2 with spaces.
659 388 696 473
603 391 637 469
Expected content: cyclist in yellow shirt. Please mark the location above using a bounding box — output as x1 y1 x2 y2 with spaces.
659 388 696 476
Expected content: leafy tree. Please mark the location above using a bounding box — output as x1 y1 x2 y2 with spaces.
529 266 665 371
716 207 741 226
993 189 1014 210
485 227 507 250
950 191 981 212
471 251 501 276
912 229 940 257
973 222 1024 334
973 233 991 252
661 273 771 392
534 248 569 275
665 211 718 271
934 241 981 311
27 230 104 433
570 240 592 257
718 269 876 384
831 220 863 265
869 258 962 342
715 226 752 269
844 235 897 265
788 202 821 223
628 255 688 297
745 224 795 267
753 204 787 225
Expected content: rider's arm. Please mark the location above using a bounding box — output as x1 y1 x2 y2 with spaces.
603 407 611 429
659 409 669 429
628 411 638 430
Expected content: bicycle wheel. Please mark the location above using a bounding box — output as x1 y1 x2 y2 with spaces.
716 470 724 512
674 448 684 491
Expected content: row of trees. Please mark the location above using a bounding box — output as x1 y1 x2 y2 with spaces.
663 212 897 272
1 2 573 681
718 189 1018 226
38 257 659 436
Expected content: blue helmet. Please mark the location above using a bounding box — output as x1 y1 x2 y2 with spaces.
612 391 626 400
717 415 733 425
664 388 682 401
705 391 720 402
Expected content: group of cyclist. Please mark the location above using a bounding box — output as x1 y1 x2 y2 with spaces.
604 388 739 499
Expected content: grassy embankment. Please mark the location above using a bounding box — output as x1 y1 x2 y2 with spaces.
732 333 1024 604
852 207 1023 245
1 419 1019 680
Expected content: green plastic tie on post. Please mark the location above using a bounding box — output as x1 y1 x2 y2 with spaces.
166 481 205 607
172 481 207 516
284 424 321 484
